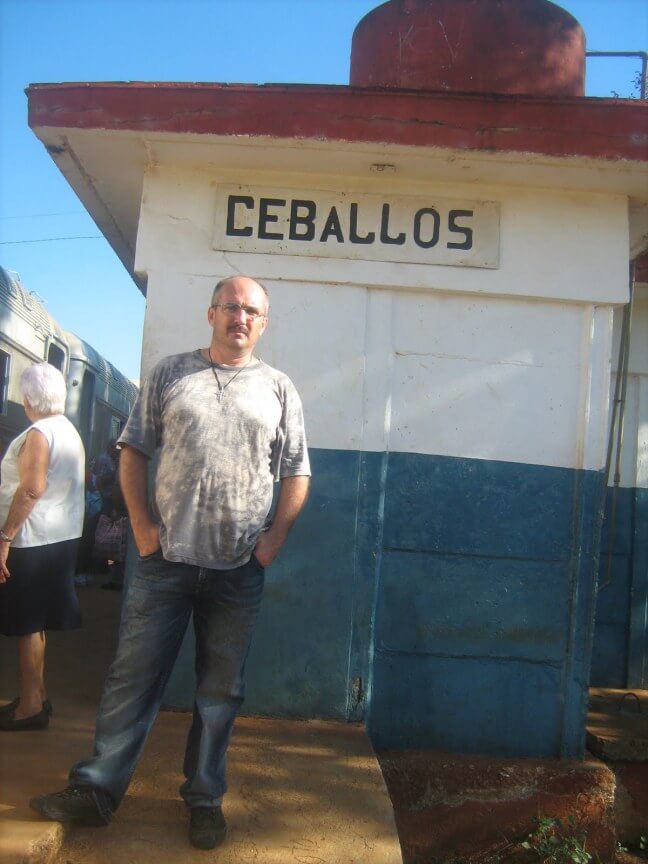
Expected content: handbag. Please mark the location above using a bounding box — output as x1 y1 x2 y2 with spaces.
94 514 128 563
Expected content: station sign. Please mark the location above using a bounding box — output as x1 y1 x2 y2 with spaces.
213 184 500 268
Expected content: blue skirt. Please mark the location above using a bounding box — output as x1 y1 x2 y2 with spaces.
0 538 81 636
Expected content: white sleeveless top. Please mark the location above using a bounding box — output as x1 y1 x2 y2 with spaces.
0 414 85 548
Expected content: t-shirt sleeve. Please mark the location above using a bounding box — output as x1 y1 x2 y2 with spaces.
117 363 164 458
271 377 311 480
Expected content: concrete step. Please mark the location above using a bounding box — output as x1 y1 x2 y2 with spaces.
586 689 648 852
378 749 618 863
588 688 648 763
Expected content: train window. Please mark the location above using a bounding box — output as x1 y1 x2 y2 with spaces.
47 342 66 372
0 350 9 415
110 416 123 440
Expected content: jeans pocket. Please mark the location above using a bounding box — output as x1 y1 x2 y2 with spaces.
138 548 162 562
250 553 265 572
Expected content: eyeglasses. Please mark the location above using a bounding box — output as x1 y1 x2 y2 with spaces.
211 302 267 320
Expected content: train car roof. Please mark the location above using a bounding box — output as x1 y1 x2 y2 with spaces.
0 266 65 341
0 266 137 403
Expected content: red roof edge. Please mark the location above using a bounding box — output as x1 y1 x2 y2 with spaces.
27 82 648 164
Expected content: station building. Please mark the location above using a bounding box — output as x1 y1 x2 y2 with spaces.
27 0 648 759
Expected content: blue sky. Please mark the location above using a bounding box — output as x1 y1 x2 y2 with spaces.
0 0 646 380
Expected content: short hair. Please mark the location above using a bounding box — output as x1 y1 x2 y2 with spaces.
20 362 67 415
211 276 269 310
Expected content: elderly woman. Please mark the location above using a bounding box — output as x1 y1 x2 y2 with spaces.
0 362 85 731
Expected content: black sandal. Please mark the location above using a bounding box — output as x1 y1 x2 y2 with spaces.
0 697 53 715
0 705 50 731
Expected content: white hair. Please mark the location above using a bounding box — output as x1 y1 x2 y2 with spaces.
20 363 67 415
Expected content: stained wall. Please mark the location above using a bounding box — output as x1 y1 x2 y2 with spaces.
135 158 629 757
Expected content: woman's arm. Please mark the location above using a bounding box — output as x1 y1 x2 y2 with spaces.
0 429 49 582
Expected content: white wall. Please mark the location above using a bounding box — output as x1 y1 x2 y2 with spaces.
133 163 630 473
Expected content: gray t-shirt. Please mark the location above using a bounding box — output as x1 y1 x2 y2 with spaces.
118 350 310 569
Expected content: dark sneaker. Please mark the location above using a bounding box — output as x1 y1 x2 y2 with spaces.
30 786 113 826
189 806 227 850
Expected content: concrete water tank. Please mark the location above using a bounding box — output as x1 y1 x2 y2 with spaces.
350 0 585 97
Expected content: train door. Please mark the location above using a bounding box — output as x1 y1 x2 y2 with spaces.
0 349 10 460
79 369 96 452
0 350 9 416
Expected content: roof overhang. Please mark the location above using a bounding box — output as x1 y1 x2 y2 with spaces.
27 82 648 293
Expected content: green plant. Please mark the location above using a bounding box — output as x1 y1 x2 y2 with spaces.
521 816 592 864
617 834 648 858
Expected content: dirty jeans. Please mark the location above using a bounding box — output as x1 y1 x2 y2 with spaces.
70 550 264 810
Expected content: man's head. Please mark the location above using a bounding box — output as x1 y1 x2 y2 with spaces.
207 276 269 362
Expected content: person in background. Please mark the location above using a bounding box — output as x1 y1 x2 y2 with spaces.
94 484 129 590
94 439 118 481
0 363 85 731
75 469 102 575
95 439 120 521
85 471 102 521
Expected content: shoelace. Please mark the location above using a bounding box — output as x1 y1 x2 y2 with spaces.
59 787 87 799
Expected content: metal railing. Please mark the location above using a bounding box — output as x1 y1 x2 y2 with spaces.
586 50 647 99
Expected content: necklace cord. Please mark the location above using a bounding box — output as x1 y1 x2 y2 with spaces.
208 348 251 398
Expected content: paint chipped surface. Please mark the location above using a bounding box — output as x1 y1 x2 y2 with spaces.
28 82 648 164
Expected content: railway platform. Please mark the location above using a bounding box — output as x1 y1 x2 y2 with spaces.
0 585 401 864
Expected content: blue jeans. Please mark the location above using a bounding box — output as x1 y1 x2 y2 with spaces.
70 550 264 810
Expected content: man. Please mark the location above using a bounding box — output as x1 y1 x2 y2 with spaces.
31 276 310 850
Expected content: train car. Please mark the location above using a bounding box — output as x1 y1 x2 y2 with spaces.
62 331 138 460
0 265 137 464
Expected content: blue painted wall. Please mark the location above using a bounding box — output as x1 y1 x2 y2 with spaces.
163 447 606 759
164 449 384 720
367 452 605 758
591 487 648 689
